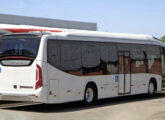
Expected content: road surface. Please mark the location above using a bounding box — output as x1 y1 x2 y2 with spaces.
0 93 165 120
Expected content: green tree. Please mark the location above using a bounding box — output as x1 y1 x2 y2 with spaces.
161 36 165 43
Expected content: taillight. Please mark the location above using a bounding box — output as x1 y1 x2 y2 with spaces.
35 64 43 90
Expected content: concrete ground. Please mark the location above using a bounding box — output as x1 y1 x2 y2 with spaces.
1 93 165 120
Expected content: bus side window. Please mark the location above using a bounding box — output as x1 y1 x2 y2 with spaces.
47 40 82 75
146 45 161 75
161 47 165 77
47 40 119 76
81 42 101 75
101 43 118 75
60 41 81 71
47 40 61 69
131 45 147 74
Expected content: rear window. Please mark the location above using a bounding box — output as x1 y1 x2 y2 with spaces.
0 35 41 58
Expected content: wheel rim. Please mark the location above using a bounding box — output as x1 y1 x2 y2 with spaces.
149 82 154 94
85 88 94 103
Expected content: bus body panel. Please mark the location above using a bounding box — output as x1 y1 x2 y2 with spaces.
47 64 85 103
0 61 36 92
0 60 48 103
45 34 163 104
0 34 49 103
131 74 162 95
0 32 164 104
47 63 162 104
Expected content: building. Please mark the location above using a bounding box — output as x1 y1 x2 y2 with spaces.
0 14 97 31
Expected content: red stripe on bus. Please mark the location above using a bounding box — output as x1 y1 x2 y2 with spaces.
3 28 62 33
0 56 34 60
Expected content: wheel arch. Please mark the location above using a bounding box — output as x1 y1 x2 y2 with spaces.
149 77 157 91
85 82 98 99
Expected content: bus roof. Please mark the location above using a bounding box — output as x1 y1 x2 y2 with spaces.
47 31 165 47
2 30 165 47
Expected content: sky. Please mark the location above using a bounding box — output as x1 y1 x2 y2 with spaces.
0 0 165 38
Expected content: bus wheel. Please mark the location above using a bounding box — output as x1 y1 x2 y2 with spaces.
148 81 155 96
84 84 97 105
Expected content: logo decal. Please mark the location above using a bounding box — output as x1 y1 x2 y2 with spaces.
115 76 119 82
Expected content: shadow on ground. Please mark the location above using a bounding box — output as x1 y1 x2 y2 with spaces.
3 93 165 113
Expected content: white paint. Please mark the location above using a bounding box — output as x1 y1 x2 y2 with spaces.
0 30 163 104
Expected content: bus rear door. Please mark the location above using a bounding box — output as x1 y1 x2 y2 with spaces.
118 51 131 94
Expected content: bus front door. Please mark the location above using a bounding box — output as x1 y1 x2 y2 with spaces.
118 52 131 94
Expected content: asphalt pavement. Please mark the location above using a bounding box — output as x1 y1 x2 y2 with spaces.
0 93 165 120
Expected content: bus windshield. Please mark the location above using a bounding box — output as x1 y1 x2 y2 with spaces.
0 35 41 58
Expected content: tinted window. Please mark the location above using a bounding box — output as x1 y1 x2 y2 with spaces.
47 40 119 76
0 35 41 58
162 47 165 77
47 40 61 69
101 43 118 74
48 41 162 76
60 41 81 70
146 45 161 75
130 45 147 73
82 42 100 68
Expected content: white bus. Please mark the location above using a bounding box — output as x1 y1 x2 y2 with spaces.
0 31 165 105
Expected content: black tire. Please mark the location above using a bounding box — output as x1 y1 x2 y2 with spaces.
148 81 155 96
84 84 97 105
